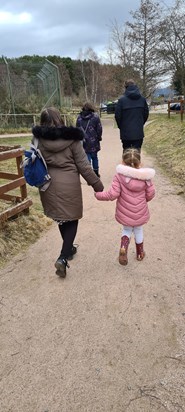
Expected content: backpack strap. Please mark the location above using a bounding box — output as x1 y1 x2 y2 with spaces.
30 137 48 169
82 120 90 134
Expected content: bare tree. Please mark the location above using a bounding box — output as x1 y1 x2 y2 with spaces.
77 47 101 104
85 48 100 104
109 19 134 67
158 0 185 95
78 48 88 101
109 0 164 97
126 0 163 96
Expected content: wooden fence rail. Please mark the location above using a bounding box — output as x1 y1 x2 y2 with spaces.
0 145 32 222
168 100 185 122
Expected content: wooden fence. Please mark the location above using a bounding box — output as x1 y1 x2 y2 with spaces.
168 100 185 121
0 145 32 222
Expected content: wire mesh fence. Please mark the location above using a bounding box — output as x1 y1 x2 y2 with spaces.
0 113 39 130
0 58 72 129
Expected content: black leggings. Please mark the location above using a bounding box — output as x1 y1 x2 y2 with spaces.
58 220 78 259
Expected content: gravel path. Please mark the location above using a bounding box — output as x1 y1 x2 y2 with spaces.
0 119 185 412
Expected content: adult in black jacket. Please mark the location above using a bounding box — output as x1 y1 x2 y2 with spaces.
115 79 149 151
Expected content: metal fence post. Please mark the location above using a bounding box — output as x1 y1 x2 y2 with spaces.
3 56 17 128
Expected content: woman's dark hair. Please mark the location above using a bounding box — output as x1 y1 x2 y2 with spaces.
82 102 95 112
40 107 64 126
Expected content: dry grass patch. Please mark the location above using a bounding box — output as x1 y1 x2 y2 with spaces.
0 209 52 267
0 186 52 268
0 136 52 267
144 114 185 192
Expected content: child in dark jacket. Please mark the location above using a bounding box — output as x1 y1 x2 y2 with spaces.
76 102 102 177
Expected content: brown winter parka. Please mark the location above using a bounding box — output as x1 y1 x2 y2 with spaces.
32 125 104 221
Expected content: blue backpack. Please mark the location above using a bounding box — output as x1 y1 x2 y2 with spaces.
22 138 51 191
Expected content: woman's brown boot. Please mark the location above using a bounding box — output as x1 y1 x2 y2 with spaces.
136 242 145 261
119 236 130 265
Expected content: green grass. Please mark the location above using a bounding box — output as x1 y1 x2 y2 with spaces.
144 113 185 191
0 127 31 135
0 135 32 148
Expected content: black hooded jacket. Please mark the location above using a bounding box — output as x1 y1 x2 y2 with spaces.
115 85 149 141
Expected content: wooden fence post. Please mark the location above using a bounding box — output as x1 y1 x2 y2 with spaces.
0 145 33 222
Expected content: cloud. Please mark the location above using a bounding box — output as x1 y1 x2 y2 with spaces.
0 0 175 59
0 11 32 24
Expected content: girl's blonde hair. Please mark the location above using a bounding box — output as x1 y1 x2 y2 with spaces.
122 148 141 168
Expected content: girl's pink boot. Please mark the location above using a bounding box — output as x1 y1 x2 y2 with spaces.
119 235 130 265
136 242 145 261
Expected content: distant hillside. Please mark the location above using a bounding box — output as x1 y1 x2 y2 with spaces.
153 87 175 97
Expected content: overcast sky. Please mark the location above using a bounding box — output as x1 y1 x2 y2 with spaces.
1 0 175 61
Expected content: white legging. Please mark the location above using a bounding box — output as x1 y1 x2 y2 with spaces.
122 225 143 244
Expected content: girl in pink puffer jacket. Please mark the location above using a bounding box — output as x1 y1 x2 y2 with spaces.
95 148 155 265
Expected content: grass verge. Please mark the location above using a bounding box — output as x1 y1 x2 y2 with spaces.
0 211 52 267
144 113 185 192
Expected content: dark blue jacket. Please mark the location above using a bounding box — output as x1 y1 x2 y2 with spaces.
115 85 149 141
76 110 102 153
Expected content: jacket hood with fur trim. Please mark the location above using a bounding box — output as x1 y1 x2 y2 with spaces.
116 164 155 180
32 125 84 141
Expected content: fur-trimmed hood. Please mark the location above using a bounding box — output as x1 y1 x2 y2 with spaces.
32 125 84 141
116 164 155 180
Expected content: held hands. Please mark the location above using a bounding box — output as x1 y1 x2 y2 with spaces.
94 191 103 200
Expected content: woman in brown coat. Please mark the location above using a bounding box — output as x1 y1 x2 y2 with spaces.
32 107 104 278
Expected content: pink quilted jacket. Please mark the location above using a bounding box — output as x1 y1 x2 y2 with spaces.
95 164 155 226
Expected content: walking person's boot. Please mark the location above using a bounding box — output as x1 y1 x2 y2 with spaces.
67 244 78 261
135 242 145 261
119 235 130 265
55 256 69 278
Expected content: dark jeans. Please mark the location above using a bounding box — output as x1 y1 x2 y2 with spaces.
122 139 143 151
87 152 99 170
58 220 78 259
